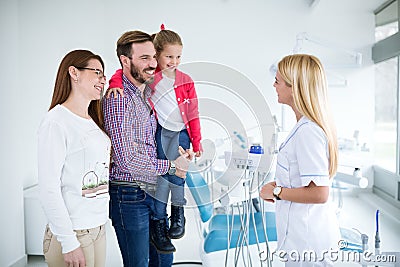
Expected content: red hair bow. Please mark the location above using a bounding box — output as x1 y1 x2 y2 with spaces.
160 24 165 30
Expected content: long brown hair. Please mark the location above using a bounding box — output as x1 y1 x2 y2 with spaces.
49 49 105 130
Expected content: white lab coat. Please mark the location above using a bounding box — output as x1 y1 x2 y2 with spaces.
275 116 341 266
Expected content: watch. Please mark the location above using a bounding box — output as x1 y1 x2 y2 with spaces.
273 186 282 200
168 161 176 175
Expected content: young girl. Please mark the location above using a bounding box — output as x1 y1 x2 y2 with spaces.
38 50 111 267
108 25 202 253
260 54 340 266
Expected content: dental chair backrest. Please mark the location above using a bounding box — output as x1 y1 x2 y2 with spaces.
186 171 214 223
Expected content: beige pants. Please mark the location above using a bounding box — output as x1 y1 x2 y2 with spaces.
43 224 106 267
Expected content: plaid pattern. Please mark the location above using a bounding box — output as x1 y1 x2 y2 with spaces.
103 75 169 184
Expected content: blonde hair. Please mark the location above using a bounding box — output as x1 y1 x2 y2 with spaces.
277 54 338 177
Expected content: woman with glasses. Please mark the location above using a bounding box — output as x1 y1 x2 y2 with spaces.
38 49 111 267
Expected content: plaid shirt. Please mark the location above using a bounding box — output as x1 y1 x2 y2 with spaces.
103 74 169 184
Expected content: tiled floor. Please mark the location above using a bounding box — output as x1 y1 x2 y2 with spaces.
26 191 400 266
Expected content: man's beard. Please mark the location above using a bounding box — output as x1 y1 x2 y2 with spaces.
130 61 155 85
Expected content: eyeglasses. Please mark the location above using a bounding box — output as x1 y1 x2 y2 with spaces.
75 67 106 80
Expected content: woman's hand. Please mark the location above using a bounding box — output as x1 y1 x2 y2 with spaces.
194 151 202 157
260 181 277 203
63 246 85 267
105 87 124 98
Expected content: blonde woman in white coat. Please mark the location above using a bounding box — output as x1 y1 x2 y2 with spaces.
260 54 341 266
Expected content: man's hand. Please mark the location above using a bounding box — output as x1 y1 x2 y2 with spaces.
105 87 124 98
63 247 85 267
174 146 194 178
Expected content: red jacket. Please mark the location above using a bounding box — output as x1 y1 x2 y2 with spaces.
109 68 202 152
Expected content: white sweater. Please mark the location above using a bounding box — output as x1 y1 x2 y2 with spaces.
38 105 111 253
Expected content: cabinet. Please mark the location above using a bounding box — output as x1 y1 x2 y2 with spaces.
24 185 46 255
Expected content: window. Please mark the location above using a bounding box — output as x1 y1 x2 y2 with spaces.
372 0 400 204
373 0 400 174
375 0 398 42
374 57 399 172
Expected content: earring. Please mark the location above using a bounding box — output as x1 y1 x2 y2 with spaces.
75 79 78 82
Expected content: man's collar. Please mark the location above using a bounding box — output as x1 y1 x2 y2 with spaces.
122 74 152 98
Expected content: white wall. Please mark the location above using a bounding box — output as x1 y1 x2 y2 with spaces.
0 1 26 266
0 0 382 264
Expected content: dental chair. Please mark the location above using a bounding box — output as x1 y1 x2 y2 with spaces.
186 171 277 266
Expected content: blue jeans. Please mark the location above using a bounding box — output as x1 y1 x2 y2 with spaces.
154 123 190 219
109 183 173 267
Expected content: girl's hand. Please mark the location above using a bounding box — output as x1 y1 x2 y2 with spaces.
105 87 124 98
194 151 202 157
